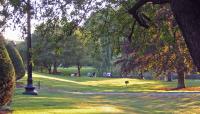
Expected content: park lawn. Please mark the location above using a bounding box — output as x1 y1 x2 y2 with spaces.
58 66 96 76
17 72 200 92
12 73 200 114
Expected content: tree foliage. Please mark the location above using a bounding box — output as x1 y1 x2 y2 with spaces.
6 42 25 80
0 34 15 109
31 19 91 76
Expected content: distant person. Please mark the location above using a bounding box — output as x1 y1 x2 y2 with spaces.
87 72 91 77
92 72 96 77
103 72 107 77
107 72 112 77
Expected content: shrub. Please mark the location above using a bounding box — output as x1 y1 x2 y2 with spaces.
6 42 25 80
0 35 15 109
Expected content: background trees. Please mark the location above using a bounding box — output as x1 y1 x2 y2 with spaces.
6 41 25 81
2 0 198 89
30 19 91 76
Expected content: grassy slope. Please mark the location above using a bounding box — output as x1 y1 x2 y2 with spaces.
20 72 200 92
13 73 200 114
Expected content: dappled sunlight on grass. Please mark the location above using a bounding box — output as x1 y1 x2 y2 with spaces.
27 73 200 93
14 107 124 114
34 74 81 84
79 78 157 86
13 89 126 114
13 72 200 114
31 73 169 92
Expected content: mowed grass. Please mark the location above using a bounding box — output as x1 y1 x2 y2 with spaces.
58 66 96 76
17 72 200 92
12 73 200 114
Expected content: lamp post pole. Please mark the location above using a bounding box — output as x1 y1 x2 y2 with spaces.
23 0 37 95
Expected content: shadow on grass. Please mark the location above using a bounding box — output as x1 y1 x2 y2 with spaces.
14 73 200 114
31 72 170 93
13 89 126 114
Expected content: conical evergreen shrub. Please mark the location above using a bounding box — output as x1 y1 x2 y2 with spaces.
0 35 15 109
6 42 25 80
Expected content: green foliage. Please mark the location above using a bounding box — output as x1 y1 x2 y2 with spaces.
31 19 92 75
0 35 15 108
6 42 25 80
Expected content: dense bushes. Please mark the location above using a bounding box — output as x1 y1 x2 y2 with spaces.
6 42 25 80
0 35 15 109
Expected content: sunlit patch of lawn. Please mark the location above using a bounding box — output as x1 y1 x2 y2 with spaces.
22 72 200 92
12 73 200 114
13 88 125 114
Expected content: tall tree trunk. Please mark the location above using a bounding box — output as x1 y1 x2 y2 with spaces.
77 63 81 77
48 66 51 74
129 0 200 70
165 71 172 82
53 61 57 74
177 71 185 88
171 1 200 71
139 72 144 79
40 66 43 73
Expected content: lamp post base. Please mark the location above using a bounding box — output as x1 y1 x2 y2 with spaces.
23 85 38 95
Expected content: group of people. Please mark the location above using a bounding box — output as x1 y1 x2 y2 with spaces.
71 72 112 77
103 72 112 77
87 72 96 77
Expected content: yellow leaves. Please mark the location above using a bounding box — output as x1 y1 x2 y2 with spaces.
163 45 169 53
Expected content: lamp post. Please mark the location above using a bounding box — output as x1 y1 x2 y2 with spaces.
23 0 38 95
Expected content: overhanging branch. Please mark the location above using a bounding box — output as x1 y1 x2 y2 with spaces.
128 20 136 43
128 0 170 28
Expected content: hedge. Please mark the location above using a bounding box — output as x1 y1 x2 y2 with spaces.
0 35 15 109
6 42 25 80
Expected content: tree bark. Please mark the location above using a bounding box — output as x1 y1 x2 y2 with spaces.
40 66 43 73
165 72 172 82
177 71 185 88
53 61 58 74
48 67 51 74
129 0 200 70
170 1 200 71
77 63 81 77
139 72 144 79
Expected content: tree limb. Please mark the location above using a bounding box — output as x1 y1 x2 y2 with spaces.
128 0 170 28
128 20 136 43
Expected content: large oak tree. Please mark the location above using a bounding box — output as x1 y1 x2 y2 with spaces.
128 0 200 71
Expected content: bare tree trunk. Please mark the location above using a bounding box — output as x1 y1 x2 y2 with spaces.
139 72 144 79
77 63 81 77
177 71 185 88
48 67 51 74
53 61 57 74
171 1 200 71
165 72 172 82
40 66 43 73
129 0 200 70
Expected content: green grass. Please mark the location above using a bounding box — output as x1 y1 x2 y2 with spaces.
19 72 200 92
58 66 96 76
12 73 200 114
